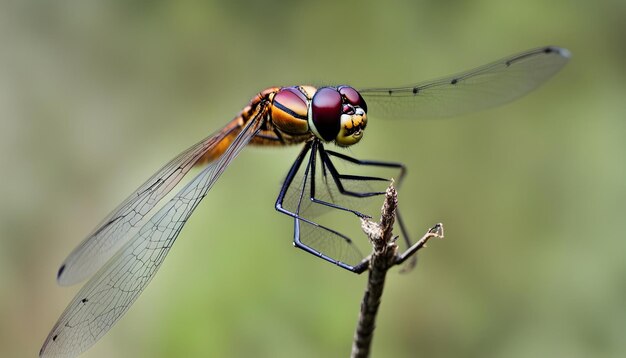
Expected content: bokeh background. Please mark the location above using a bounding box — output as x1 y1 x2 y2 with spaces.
1 0 625 357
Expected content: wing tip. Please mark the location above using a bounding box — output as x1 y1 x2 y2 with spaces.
56 264 65 281
55 264 76 286
545 46 571 60
56 263 83 286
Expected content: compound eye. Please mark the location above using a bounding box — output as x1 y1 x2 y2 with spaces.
339 86 367 113
311 87 342 141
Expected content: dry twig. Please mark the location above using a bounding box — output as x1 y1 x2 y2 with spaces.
350 183 444 358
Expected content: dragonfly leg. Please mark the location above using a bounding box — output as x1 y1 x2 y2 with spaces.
276 141 412 273
275 141 366 273
321 149 416 260
324 149 406 187
304 142 379 218
324 149 420 271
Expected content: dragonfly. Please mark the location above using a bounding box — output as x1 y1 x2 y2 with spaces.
40 46 570 357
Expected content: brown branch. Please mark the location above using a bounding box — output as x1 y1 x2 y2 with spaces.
350 183 444 358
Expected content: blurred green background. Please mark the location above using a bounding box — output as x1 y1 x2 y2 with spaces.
1 0 625 357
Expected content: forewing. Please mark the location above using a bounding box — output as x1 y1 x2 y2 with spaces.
40 115 263 358
57 124 237 286
361 46 570 119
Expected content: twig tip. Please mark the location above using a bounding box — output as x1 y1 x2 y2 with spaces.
429 223 445 239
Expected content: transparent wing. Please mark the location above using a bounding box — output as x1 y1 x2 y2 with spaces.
40 115 263 358
280 143 403 268
361 46 570 119
285 147 367 268
57 121 240 286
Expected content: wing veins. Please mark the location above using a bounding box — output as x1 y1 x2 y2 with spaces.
57 121 241 285
41 111 264 358
360 46 570 119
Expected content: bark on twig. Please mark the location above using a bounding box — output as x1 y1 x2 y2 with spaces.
350 183 444 358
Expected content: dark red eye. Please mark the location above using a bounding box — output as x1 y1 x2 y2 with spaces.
338 86 367 113
311 87 342 141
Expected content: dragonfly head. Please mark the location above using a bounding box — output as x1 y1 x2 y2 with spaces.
308 86 368 147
